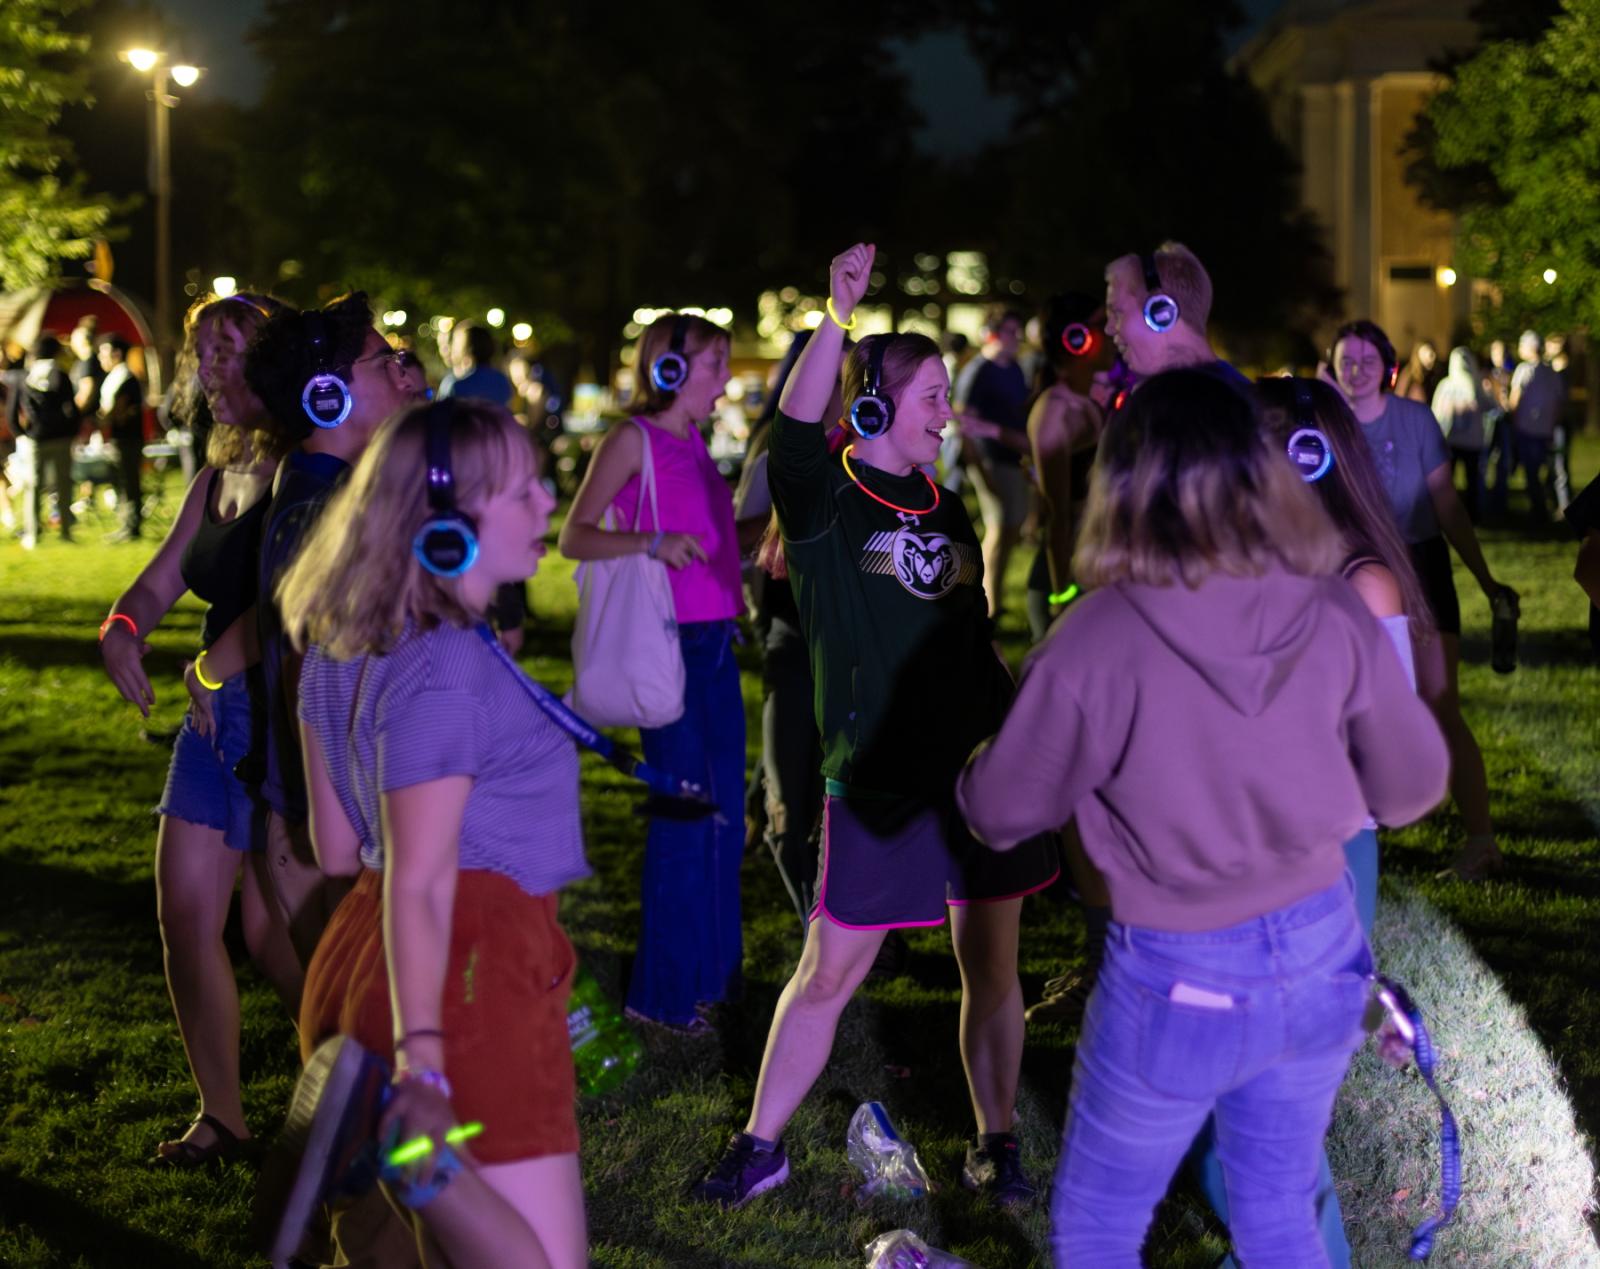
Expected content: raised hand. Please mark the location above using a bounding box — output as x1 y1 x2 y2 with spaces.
828 243 876 322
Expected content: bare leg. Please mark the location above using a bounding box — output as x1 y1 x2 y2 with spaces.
950 899 1025 1134
153 815 249 1152
263 810 336 986
1416 632 1497 860
241 848 306 1018
745 918 886 1141
982 524 1021 620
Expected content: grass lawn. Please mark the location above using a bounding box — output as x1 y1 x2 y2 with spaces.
2 442 1599 1267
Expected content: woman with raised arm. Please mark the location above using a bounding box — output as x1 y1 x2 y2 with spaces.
96 292 302 1167
558 314 745 1030
691 244 1058 1210
271 399 586 1268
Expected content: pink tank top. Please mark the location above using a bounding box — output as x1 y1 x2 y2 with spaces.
611 417 742 624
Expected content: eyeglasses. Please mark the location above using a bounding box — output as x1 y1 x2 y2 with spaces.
353 347 423 373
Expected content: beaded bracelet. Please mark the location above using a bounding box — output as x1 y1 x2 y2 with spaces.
99 613 138 642
397 1066 453 1100
647 530 665 559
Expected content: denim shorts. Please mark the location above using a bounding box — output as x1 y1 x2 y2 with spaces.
156 671 265 852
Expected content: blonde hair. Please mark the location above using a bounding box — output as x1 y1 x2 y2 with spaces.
632 313 729 415
1107 241 1213 333
278 399 536 659
176 292 291 466
1075 369 1341 588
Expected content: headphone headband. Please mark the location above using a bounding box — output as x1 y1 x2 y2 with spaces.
847 335 896 438
412 405 481 577
649 314 691 395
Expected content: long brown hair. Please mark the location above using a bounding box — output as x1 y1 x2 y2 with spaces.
1255 377 1435 639
176 292 293 467
1075 370 1341 588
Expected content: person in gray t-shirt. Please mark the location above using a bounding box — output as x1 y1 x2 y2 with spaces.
277 398 589 1267
1330 319 1515 882
1508 329 1567 520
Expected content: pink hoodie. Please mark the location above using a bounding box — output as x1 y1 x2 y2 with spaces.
956 568 1448 932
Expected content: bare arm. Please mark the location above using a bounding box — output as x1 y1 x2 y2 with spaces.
1028 386 1099 596
380 776 471 1075
778 243 874 425
557 422 705 569
1427 463 1502 599
301 721 362 877
98 470 215 716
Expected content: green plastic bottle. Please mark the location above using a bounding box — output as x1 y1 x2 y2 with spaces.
566 967 642 1095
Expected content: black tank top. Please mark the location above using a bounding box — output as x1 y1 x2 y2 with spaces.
180 470 271 647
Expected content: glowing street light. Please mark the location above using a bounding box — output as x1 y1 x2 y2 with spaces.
212 275 237 298
1437 267 1457 287
1543 268 1559 285
511 322 533 342
486 308 506 328
120 48 206 376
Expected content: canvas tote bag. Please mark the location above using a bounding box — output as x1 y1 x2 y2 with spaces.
569 420 686 728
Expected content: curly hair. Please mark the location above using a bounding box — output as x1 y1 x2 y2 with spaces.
169 292 293 467
244 292 374 444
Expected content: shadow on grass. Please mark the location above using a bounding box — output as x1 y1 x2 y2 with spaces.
0 1168 216 1269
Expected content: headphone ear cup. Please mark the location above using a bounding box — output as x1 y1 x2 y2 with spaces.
650 350 688 394
302 372 353 428
848 394 894 439
413 511 480 577
1143 293 1179 334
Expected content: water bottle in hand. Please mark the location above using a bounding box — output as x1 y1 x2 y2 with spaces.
1491 586 1520 674
567 967 642 1095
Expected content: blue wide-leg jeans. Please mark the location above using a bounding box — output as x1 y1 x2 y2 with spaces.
1050 877 1372 1268
628 620 747 1024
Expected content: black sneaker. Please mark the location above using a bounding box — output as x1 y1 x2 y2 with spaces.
691 1131 790 1209
254 1036 390 1265
961 1133 1037 1207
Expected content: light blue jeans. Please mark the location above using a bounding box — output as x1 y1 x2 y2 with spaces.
1050 877 1372 1268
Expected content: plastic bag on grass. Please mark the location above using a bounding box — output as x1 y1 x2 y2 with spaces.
847 1101 932 1202
863 1229 977 1268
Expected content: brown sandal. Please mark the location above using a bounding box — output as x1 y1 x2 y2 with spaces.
151 1112 248 1168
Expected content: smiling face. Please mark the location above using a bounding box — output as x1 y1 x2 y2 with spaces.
1104 259 1165 376
873 355 950 471
1333 335 1387 407
347 328 430 430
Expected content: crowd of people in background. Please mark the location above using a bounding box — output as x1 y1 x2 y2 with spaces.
0 235 1587 1267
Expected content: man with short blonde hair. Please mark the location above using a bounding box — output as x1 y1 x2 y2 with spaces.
1103 241 1223 378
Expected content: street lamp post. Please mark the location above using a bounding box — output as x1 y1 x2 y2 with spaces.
121 49 201 380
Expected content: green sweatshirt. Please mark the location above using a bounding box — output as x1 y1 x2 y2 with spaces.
768 412 1013 799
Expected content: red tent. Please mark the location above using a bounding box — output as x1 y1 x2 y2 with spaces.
0 280 161 393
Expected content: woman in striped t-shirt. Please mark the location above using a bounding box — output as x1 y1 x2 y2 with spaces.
273 399 587 1268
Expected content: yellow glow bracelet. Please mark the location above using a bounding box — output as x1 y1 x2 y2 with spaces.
193 651 224 691
825 296 857 332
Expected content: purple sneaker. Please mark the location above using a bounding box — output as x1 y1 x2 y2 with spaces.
691 1131 790 1209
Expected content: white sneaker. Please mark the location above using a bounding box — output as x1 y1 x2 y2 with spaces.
19 534 35 550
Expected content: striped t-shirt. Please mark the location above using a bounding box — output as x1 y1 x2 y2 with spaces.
298 621 589 898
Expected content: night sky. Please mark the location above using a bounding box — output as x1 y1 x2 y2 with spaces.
151 0 1290 154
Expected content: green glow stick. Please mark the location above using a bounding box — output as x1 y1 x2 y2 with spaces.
385 1121 485 1168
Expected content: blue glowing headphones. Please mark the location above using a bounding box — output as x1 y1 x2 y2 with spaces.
300 311 352 429
412 405 480 577
1286 379 1333 482
847 337 895 438
649 315 690 394
1140 252 1180 334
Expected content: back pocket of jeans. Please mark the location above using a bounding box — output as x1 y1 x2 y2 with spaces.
1135 985 1248 1099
